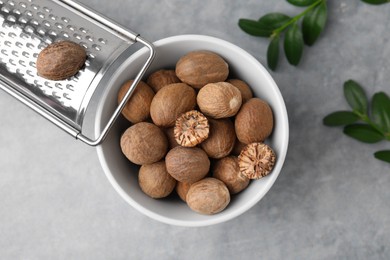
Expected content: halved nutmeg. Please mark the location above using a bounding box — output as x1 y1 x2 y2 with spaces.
174 110 209 147
238 142 276 179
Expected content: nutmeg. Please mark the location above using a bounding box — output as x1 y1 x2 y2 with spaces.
175 50 229 89
146 69 181 92
200 118 235 159
197 82 242 119
235 98 274 144
165 146 210 184
37 41 86 81
186 178 230 215
227 79 253 104
150 83 196 127
117 80 155 124
120 122 168 165
138 160 176 199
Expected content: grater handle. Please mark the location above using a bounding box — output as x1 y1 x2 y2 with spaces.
78 36 156 146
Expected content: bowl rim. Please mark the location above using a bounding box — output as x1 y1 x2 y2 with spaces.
95 34 289 227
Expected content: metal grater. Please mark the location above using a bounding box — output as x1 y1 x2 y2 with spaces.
0 0 155 145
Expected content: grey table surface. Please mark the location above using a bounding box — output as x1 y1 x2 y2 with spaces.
1 0 390 259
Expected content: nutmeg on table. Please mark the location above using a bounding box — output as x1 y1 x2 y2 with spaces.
118 50 276 215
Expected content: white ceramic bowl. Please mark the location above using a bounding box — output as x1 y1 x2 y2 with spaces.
95 35 289 227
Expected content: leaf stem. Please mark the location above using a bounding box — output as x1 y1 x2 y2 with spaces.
272 0 326 36
356 112 390 141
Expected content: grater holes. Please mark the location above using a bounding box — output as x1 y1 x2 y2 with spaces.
12 9 21 15
43 20 50 27
24 10 32 17
55 83 63 90
67 25 74 31
63 93 71 100
73 33 81 40
43 36 52 44
52 91 60 99
37 11 44 19
19 2 26 8
48 14 56 20
98 38 107 45
18 16 28 23
80 42 87 49
32 52 38 58
31 4 39 11
8 0 15 6
33 79 42 88
18 59 26 67
88 53 95 59
24 25 33 33
37 27 46 35
44 81 52 89
6 14 16 22
66 84 74 91
11 50 18 57
1 6 10 14
43 6 50 12
26 70 35 77
8 31 16 38
92 44 101 51
4 40 11 47
30 18 38 26
79 27 87 34
61 17 69 23
60 31 69 38
1 49 8 56
16 68 24 76
55 22 63 29
86 35 93 42
48 30 57 36
8 58 16 66
26 42 34 49
16 42 23 48
0 31 5 37
22 51 29 58
29 61 35 68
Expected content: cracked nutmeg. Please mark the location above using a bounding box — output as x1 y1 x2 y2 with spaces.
174 110 209 147
238 142 276 179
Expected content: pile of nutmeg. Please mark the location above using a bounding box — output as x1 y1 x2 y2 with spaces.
119 50 276 215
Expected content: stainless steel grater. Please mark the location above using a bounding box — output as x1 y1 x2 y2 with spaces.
0 0 155 145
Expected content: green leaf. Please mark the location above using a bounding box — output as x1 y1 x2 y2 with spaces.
287 0 318 7
362 0 390 5
374 150 390 163
284 23 304 66
343 124 384 143
323 111 360 126
267 35 280 71
371 92 390 133
302 2 327 46
343 80 368 115
258 13 291 29
238 19 273 37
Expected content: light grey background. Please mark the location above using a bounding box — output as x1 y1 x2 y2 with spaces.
1 0 390 259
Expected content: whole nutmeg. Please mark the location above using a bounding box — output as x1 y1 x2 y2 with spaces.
165 146 210 184
235 98 274 144
175 50 229 89
37 41 86 80
150 83 196 127
227 79 253 103
200 118 235 159
231 138 246 156
120 122 168 165
138 161 177 199
117 80 155 124
163 127 180 150
174 110 209 147
186 178 230 215
176 181 192 202
238 142 276 179
197 82 242 119
213 156 250 194
146 69 181 92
